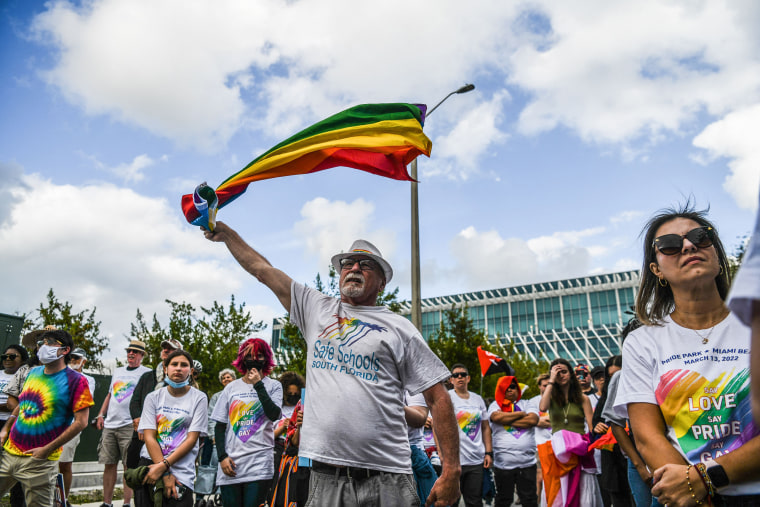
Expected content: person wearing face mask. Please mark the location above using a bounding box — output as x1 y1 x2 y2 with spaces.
274 371 304 465
0 329 94 507
58 348 97 504
96 340 151 507
210 337 282 507
136 350 208 507
128 339 184 476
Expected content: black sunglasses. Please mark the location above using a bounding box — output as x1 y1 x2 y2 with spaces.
653 226 715 256
1 354 19 361
451 372 468 379
339 258 378 271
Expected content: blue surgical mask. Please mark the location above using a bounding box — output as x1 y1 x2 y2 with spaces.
165 376 190 389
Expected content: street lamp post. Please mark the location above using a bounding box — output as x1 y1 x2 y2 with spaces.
410 84 475 332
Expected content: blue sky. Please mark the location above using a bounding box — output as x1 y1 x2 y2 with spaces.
2 0 759 358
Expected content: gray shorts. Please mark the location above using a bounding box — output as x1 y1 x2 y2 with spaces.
98 424 132 465
305 466 419 507
59 433 82 463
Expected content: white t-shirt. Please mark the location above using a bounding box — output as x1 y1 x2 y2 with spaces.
727 187 760 325
406 392 427 451
528 394 552 445
210 377 283 485
138 387 208 491
105 365 151 428
449 390 487 466
488 398 538 469
0 371 14 421
615 314 760 496
290 282 451 473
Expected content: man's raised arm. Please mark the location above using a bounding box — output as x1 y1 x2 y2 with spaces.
204 221 293 311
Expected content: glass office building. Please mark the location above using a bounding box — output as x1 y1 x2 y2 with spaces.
272 269 640 367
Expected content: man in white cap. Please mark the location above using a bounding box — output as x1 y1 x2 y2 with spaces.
59 348 96 503
204 221 461 507
95 340 150 507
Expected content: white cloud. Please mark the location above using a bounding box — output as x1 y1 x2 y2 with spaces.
428 91 510 180
292 197 396 274
692 103 760 211
0 171 244 350
610 210 644 225
510 1 760 145
448 225 606 290
29 0 517 150
103 153 163 183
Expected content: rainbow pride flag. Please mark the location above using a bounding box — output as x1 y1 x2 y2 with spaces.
181 103 431 229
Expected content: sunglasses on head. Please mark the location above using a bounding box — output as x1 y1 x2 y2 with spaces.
653 226 715 256
339 258 378 271
1 354 19 361
451 372 468 379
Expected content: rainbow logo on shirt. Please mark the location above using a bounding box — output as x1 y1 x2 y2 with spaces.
457 410 481 442
156 414 187 455
318 314 387 346
503 405 528 438
112 380 136 403
655 368 759 462
230 399 266 443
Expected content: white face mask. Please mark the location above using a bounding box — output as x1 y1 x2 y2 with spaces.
38 344 62 365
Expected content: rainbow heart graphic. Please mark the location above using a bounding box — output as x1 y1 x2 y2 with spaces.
156 414 187 455
230 399 266 443
457 410 481 442
655 368 759 461
113 381 136 403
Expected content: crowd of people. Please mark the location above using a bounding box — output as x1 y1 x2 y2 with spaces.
0 201 759 507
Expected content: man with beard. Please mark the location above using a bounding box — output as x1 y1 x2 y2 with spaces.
204 222 461 507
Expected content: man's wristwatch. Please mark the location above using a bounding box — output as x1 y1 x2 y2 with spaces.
485 451 494 457
706 462 730 489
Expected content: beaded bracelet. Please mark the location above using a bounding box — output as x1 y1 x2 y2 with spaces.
685 465 704 505
162 458 171 471
694 462 715 498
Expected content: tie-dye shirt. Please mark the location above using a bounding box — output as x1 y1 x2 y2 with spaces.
488 398 539 469
616 314 760 496
449 390 488 466
105 365 150 428
4 366 94 460
138 387 208 491
210 377 283 485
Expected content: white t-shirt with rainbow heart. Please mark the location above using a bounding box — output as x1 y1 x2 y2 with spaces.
210 376 283 485
615 314 760 496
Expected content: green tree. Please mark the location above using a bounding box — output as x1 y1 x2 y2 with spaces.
428 304 549 400
23 289 109 371
129 295 264 393
728 233 749 280
274 266 405 374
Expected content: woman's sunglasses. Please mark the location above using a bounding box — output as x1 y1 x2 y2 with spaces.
1 354 19 361
653 226 715 256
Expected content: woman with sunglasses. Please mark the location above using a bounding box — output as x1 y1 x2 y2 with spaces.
538 357 602 506
0 346 28 421
615 204 760 506
0 345 28 507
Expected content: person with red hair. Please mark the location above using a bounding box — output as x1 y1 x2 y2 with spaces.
210 337 282 507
